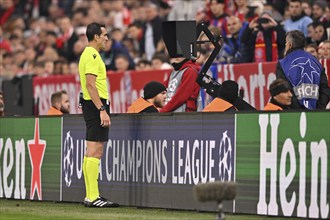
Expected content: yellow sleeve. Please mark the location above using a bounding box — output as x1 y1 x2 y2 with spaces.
85 54 99 76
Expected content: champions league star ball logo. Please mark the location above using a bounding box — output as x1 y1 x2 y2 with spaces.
218 130 233 181
63 131 74 187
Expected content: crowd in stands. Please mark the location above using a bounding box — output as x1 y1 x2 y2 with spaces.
0 0 329 82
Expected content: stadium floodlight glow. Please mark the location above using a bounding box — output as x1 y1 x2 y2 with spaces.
193 181 238 220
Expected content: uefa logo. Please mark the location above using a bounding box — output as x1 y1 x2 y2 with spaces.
63 131 74 187
218 130 233 181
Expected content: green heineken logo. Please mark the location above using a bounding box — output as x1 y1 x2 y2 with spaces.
257 113 328 218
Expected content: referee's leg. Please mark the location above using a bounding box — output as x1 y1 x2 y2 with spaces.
85 141 103 201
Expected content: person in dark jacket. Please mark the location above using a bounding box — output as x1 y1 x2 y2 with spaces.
241 12 286 62
203 80 239 112
141 2 163 60
276 30 330 109
264 79 293 111
218 15 249 64
127 81 166 113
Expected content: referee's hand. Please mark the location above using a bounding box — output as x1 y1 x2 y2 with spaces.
100 111 111 127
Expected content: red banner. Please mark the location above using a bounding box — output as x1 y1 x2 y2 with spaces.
33 61 329 114
109 69 171 113
217 62 276 110
33 75 81 115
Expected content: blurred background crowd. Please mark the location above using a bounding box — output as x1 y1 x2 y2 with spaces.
0 0 329 83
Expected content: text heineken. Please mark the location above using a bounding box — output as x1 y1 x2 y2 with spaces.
257 113 328 218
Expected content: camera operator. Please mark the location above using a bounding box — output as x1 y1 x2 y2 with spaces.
241 12 286 63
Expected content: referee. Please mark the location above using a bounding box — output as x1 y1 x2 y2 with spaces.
79 22 119 208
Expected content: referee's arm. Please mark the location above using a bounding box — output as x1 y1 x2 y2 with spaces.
86 74 104 109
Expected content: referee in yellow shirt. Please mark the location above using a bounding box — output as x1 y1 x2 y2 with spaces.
79 22 119 208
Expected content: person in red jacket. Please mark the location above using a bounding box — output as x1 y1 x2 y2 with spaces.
127 81 166 113
264 79 293 111
160 57 200 112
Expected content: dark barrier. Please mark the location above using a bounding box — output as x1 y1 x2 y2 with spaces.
2 75 35 116
61 113 235 212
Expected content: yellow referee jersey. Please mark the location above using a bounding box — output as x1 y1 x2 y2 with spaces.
79 46 109 100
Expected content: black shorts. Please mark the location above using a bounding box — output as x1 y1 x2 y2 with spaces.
82 99 110 142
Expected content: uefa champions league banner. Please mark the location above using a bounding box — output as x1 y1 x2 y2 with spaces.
61 113 236 211
236 112 329 219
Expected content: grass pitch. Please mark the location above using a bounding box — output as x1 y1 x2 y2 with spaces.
0 199 300 220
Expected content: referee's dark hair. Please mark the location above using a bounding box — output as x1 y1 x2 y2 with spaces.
86 22 106 42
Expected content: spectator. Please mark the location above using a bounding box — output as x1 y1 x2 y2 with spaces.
0 0 17 26
325 3 330 29
151 53 172 70
121 37 138 61
233 0 253 22
33 61 46 76
283 0 313 37
264 79 293 110
276 30 329 109
22 47 37 73
110 28 125 43
218 15 249 64
107 0 132 31
45 31 58 48
319 40 330 59
160 57 200 112
8 34 24 52
100 36 135 71
301 0 312 17
127 22 144 59
1 53 16 79
203 80 238 112
47 90 70 115
306 22 315 44
69 62 78 74
44 60 54 75
72 8 88 27
263 3 284 23
312 21 328 45
304 43 319 59
13 50 26 70
127 81 166 113
312 0 328 23
142 2 163 61
135 59 152 70
306 21 328 46
40 46 59 62
56 16 79 62
167 0 205 21
158 0 173 20
73 39 87 61
241 12 286 62
317 41 325 59
114 54 131 72
206 0 229 37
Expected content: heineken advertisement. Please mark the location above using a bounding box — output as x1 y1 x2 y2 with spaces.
0 117 62 201
236 112 329 219
61 113 236 211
